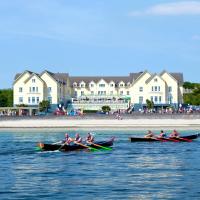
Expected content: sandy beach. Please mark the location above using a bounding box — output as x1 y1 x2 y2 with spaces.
0 117 200 131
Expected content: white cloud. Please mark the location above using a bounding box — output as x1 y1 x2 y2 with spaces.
129 1 200 16
192 35 200 40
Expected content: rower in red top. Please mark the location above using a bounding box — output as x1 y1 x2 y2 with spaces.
64 133 73 145
74 133 82 143
144 130 154 138
86 132 94 143
169 130 180 138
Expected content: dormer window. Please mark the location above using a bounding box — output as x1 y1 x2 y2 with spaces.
32 79 36 83
80 84 85 88
90 84 94 87
110 83 114 87
99 84 105 87
73 83 77 87
154 78 158 82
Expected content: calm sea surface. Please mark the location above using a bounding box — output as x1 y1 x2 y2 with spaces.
0 129 200 200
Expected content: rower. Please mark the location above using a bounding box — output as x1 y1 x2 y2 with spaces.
74 133 82 143
144 130 154 138
159 130 167 138
63 133 73 145
170 130 180 138
86 132 94 143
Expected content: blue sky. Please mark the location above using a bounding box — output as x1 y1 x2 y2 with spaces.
0 0 200 88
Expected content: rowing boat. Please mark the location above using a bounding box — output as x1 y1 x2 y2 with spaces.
37 137 114 151
129 133 199 142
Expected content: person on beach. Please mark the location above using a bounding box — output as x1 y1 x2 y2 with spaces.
63 133 73 145
86 132 94 143
170 130 180 138
144 130 154 138
74 133 82 143
159 130 167 138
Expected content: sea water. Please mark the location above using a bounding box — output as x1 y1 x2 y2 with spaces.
0 130 200 200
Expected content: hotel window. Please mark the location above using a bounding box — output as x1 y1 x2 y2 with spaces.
154 96 158 102
154 78 158 82
48 97 52 104
139 87 143 92
110 91 113 95
110 84 114 87
127 91 130 95
48 87 52 93
151 96 153 102
81 91 84 96
155 86 157 92
36 87 38 92
159 96 162 102
158 86 160 91
32 79 36 83
32 87 35 92
91 91 94 95
74 91 77 97
80 84 85 88
120 83 124 87
29 87 31 92
99 84 105 87
139 96 143 104
32 97 35 104
19 87 23 92
28 97 31 103
19 97 23 103
168 86 172 92
90 84 94 87
37 97 39 103
120 91 123 95
151 86 153 92
73 83 77 87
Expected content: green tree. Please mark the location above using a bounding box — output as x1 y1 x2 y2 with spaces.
0 89 13 107
39 100 50 112
102 105 111 113
146 99 154 110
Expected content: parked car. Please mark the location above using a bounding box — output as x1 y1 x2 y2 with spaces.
54 109 66 115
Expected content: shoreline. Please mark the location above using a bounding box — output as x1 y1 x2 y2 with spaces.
0 118 200 131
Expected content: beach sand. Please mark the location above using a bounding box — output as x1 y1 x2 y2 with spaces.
0 118 200 131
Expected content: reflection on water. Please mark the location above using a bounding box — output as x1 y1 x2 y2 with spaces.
0 130 200 199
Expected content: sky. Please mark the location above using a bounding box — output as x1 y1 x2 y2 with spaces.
0 0 200 88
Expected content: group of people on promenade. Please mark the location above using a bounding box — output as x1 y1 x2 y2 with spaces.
144 130 180 139
63 132 94 145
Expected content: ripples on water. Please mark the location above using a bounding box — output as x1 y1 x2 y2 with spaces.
0 130 200 200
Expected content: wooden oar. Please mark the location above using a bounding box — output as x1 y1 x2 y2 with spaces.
177 137 192 142
74 141 98 151
89 142 112 150
166 138 180 142
154 137 168 142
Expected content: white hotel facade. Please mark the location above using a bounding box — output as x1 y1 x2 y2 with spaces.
13 70 184 111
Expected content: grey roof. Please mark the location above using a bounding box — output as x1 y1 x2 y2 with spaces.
129 72 144 81
69 76 133 86
14 70 33 80
40 70 69 84
170 73 184 84
14 70 69 85
160 71 184 84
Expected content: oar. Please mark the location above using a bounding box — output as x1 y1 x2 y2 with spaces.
89 142 112 150
155 137 168 142
73 141 98 151
166 138 180 142
177 137 192 142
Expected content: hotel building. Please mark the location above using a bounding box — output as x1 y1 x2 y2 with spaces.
13 70 183 112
